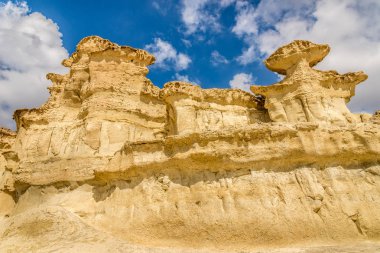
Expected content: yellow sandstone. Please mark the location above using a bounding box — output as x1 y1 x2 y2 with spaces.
0 36 379 252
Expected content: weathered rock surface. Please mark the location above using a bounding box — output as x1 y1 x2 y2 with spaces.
0 37 379 252
251 40 368 124
0 128 16 219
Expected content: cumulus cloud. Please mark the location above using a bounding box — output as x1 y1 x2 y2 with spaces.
232 1 257 39
236 45 255 65
231 1 257 65
231 0 380 113
177 53 192 70
229 73 254 92
210 50 228 66
180 0 235 34
0 1 68 129
145 38 191 71
181 0 217 34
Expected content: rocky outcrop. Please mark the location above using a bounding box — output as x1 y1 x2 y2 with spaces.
251 40 368 124
0 37 379 252
12 36 166 185
160 81 268 135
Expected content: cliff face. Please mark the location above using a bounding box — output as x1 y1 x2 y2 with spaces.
0 37 380 252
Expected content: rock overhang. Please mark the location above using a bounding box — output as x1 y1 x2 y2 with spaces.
62 36 155 68
264 40 330 75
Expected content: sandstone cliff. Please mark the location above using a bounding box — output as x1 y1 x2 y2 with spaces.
0 37 379 252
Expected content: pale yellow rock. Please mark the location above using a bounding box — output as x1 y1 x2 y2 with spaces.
251 40 368 124
160 81 268 135
0 37 379 252
0 128 16 221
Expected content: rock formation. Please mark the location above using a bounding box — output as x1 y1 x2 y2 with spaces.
250 40 368 123
0 37 379 253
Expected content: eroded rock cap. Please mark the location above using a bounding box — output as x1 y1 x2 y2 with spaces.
265 40 330 74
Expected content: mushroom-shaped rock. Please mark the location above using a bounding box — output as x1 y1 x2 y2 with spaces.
264 40 330 75
62 36 155 67
251 40 368 124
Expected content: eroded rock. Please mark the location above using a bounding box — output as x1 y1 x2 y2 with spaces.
0 37 379 252
251 40 368 124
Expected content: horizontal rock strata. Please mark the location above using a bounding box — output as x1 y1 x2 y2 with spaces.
0 37 379 252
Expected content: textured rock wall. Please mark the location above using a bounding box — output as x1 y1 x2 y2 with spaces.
12 36 166 184
0 37 379 252
8 165 380 249
0 128 16 220
160 81 268 135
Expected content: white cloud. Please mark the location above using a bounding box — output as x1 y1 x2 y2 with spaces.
219 0 235 8
236 45 255 65
173 73 199 85
177 53 192 70
210 50 228 66
0 1 68 129
145 38 191 71
180 0 235 34
232 1 257 39
231 0 380 113
229 73 254 92
253 0 315 25
181 0 215 34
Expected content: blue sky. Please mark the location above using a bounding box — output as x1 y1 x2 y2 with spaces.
0 0 379 129
25 0 277 87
